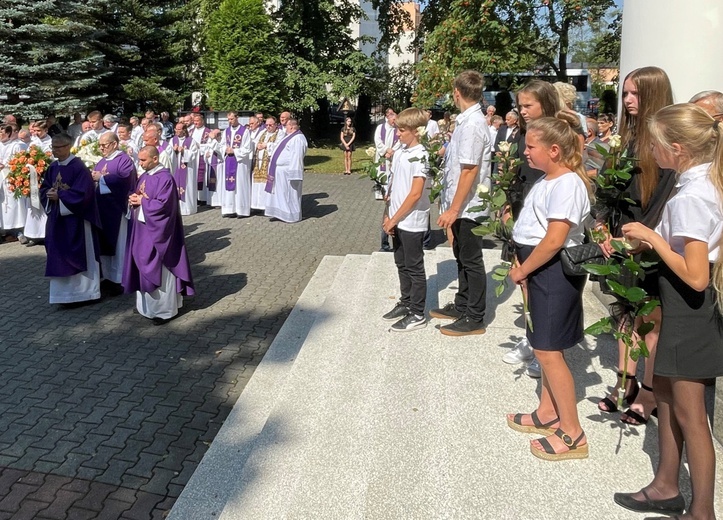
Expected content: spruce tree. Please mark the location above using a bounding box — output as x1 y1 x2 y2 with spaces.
0 0 108 119
203 0 284 112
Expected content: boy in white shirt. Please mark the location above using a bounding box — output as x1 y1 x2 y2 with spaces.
381 108 431 331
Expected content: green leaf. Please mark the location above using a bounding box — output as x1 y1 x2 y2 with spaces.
639 260 658 268
491 189 507 207
471 224 493 236
610 239 627 253
582 264 613 275
494 283 505 298
626 287 647 303
606 279 628 298
637 299 660 317
638 340 650 358
491 272 507 281
584 317 613 336
623 259 640 275
637 321 654 337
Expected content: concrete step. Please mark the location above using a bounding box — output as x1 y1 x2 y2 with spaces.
173 248 723 520
168 254 350 520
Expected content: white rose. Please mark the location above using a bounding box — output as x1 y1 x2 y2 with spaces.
608 134 622 150
477 183 490 197
365 146 376 158
498 141 511 153
621 237 641 250
417 126 427 138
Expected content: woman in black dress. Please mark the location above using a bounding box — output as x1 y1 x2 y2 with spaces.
596 67 676 427
340 117 356 175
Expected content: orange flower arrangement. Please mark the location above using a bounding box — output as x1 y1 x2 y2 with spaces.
7 145 53 199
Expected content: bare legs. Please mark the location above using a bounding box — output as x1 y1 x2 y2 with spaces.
528 349 585 453
508 349 585 454
343 150 352 174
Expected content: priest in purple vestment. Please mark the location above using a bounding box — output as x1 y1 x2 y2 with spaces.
123 146 195 324
92 132 137 286
40 133 102 304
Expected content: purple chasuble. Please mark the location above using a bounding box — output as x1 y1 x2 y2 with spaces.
94 153 137 256
123 168 195 296
40 157 102 277
171 136 193 201
265 131 302 193
224 125 245 191
379 124 399 173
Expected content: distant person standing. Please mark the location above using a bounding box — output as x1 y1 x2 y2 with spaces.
340 117 356 175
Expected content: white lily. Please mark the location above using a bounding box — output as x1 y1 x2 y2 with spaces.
608 134 622 150
498 141 511 153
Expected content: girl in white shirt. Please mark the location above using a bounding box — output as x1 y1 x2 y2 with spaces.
506 111 593 461
614 103 723 519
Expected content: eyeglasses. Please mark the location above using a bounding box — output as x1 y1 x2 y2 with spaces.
98 142 113 148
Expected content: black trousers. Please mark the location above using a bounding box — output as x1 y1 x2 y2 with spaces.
392 228 427 316
451 218 487 322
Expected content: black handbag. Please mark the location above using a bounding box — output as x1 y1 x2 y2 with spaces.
560 242 606 277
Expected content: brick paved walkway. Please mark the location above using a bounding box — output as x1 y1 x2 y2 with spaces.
0 173 392 519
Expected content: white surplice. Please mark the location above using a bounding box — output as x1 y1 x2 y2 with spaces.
265 133 308 223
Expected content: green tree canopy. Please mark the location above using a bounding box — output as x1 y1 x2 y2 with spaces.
204 0 284 112
0 0 108 119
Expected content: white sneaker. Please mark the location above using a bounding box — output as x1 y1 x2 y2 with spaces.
525 357 541 378
502 338 534 365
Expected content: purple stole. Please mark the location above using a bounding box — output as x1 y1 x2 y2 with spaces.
379 124 398 172
224 126 245 191
194 127 213 191
265 130 301 193
171 136 193 201
158 141 169 154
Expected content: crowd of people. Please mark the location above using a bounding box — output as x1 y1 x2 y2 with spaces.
0 108 308 323
377 68 723 519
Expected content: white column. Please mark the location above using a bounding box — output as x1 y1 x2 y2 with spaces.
619 0 723 103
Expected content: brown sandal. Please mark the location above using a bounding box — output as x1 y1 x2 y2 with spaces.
531 428 589 461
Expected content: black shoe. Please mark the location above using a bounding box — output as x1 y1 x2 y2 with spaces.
429 302 463 320
391 313 426 332
440 315 486 336
222 213 236 218
152 316 173 326
379 245 392 252
613 490 685 515
382 302 409 321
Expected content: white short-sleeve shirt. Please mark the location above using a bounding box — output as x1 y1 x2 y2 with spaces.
388 143 431 233
441 103 491 220
512 172 590 247
655 163 722 262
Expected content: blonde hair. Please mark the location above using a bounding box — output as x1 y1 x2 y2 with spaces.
619 67 674 208
553 81 578 109
650 103 723 308
396 107 428 131
527 111 594 200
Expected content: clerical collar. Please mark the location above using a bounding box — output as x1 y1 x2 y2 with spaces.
106 150 121 161
143 164 164 176
58 154 76 166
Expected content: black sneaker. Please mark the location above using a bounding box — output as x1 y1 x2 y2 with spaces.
382 303 409 321
391 313 426 332
429 302 464 320
439 315 486 336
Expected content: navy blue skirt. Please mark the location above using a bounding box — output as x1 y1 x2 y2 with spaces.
516 244 587 351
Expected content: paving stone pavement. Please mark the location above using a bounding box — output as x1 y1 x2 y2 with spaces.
0 173 403 519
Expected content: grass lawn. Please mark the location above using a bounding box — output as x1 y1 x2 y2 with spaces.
304 141 374 175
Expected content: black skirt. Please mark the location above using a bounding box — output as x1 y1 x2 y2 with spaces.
654 264 723 379
516 244 587 351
